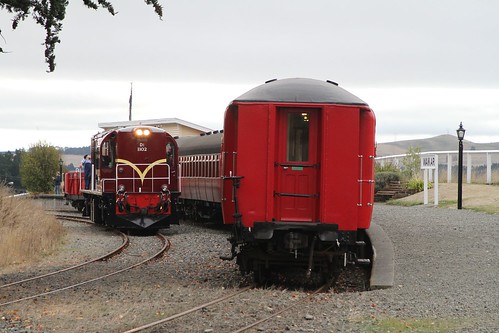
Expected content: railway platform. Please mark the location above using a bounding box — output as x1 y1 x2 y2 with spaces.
366 222 394 289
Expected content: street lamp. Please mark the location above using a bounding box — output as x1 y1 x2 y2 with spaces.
456 122 465 209
59 158 63 176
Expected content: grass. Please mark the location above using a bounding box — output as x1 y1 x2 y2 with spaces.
467 205 499 215
386 200 422 207
359 316 461 332
0 184 65 268
385 183 499 215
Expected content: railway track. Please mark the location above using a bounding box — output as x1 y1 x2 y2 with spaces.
122 280 334 333
0 227 169 307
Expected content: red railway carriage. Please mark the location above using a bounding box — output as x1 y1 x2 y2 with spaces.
82 125 180 230
178 78 376 281
63 171 85 211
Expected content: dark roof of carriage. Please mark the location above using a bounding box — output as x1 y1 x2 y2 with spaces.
176 131 223 156
233 78 367 105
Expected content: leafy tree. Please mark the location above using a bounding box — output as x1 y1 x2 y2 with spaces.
0 0 163 72
20 141 60 193
401 146 421 180
0 149 24 188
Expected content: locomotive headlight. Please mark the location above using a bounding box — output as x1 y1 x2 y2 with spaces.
134 128 151 137
118 184 126 193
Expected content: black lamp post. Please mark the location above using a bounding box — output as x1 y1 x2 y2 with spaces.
456 122 466 209
59 158 63 177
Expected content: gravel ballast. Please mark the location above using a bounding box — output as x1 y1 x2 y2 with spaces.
0 202 498 332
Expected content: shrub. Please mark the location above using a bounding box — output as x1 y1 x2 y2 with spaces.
375 172 400 192
375 161 399 173
406 178 432 192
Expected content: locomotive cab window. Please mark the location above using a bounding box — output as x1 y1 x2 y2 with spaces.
166 142 174 167
101 140 115 169
287 113 310 162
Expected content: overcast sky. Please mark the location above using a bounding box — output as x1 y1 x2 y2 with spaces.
1 0 498 152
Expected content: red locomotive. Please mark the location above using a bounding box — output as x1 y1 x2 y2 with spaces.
178 78 376 281
79 125 180 229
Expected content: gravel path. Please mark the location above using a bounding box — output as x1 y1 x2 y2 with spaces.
0 202 498 332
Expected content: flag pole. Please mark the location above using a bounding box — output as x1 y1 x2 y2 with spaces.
128 82 133 121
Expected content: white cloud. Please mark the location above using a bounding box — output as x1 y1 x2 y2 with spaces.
1 1 499 150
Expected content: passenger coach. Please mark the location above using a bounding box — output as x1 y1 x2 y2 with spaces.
178 78 376 281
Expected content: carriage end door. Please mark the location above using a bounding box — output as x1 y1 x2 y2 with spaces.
274 108 320 222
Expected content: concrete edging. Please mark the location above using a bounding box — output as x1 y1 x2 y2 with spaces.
366 222 395 289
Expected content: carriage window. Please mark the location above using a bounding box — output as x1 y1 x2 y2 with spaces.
287 113 309 162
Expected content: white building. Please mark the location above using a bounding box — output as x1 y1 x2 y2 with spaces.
98 118 213 138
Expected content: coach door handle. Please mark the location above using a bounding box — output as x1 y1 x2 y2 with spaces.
283 166 289 170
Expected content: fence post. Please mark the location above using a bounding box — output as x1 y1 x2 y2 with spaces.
447 153 452 183
434 155 439 206
467 153 472 184
487 153 492 184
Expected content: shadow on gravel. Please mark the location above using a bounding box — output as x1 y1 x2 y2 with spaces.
251 265 371 293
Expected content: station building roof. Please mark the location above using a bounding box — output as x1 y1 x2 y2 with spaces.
98 118 213 138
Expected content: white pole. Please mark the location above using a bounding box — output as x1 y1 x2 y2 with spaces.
434 155 439 206
487 153 492 184
447 153 452 183
467 153 472 184
423 169 428 205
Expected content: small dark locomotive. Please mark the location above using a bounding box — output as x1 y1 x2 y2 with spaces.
79 125 180 229
178 78 376 281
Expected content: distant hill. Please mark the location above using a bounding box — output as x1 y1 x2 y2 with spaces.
377 135 499 157
61 146 90 155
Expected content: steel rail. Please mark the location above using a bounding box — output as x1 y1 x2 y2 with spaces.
230 282 332 333
121 285 254 333
0 233 169 307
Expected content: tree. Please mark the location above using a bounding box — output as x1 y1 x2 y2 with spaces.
0 0 163 72
402 146 421 180
20 141 60 193
0 149 24 189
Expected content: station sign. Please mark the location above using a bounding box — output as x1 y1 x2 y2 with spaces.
421 155 437 170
